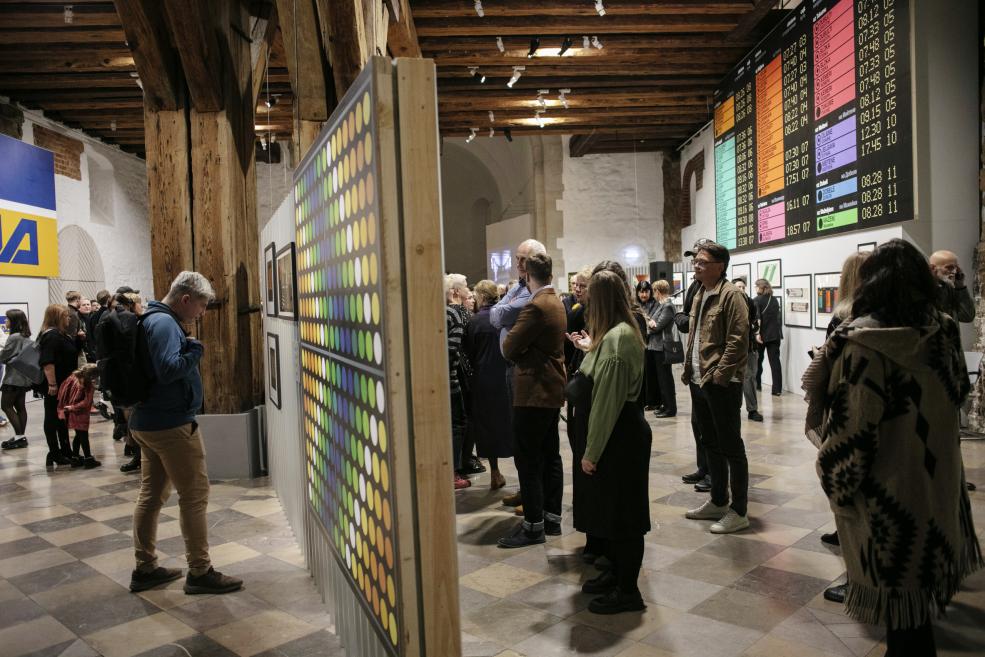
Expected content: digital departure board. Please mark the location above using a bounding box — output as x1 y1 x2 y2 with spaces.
713 0 913 252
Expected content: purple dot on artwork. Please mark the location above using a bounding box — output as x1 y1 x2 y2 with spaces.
347 366 354 395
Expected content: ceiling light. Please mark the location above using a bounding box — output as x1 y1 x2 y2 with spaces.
263 95 278 108
534 110 546 128
527 37 540 58
489 127 495 138
488 110 495 123
504 128 513 142
592 35 604 49
559 36 573 56
583 35 591 49
260 136 268 150
468 66 486 83
474 0 484 17
594 0 606 16
466 128 477 143
536 89 549 108
496 36 505 52
63 5 73 23
558 89 570 109
507 65 524 88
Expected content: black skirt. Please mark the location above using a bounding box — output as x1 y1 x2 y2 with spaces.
568 381 652 539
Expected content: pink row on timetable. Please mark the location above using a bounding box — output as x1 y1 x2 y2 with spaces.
758 201 786 243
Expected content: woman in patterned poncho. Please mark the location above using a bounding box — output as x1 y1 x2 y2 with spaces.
816 239 982 657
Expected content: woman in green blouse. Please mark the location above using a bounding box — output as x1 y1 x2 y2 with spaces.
567 270 652 615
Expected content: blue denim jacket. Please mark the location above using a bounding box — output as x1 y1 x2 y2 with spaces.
129 301 204 431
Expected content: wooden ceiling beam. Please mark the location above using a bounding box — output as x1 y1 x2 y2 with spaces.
0 7 121 28
433 51 743 67
414 14 741 37
569 133 601 157
443 123 685 137
727 0 777 42
387 0 421 57
412 0 752 18
0 28 127 44
314 0 369 98
162 0 224 111
251 6 280 103
38 98 145 110
113 0 183 110
0 50 135 73
440 116 696 131
275 0 329 121
436 74 719 91
3 89 143 101
0 72 139 89
441 107 707 122
437 63 729 77
419 34 745 51
438 87 712 106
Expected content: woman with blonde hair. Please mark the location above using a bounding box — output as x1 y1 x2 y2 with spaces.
566 270 652 614
38 304 81 466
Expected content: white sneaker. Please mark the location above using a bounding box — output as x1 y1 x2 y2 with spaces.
710 509 750 534
685 500 730 520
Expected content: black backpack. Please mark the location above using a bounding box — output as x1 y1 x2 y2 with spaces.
98 307 165 406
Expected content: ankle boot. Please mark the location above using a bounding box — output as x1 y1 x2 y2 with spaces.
46 452 71 466
83 457 101 469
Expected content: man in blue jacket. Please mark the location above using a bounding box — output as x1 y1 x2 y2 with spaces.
128 271 243 596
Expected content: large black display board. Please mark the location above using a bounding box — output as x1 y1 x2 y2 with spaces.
713 0 912 253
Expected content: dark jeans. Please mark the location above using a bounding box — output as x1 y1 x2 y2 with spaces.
43 394 70 456
742 355 758 412
1 386 28 435
655 361 677 413
691 416 707 475
607 536 644 596
450 390 467 472
886 620 935 657
72 430 91 458
756 341 782 392
513 406 563 527
689 382 748 516
643 351 662 407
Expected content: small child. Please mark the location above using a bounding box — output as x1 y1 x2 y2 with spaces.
57 364 100 468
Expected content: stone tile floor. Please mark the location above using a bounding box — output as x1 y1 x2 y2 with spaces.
2 388 984 657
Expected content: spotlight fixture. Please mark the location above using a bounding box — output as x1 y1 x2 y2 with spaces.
559 36 573 56
263 94 279 108
583 35 591 49
466 128 477 143
489 127 495 138
496 36 505 53
558 88 570 109
260 136 268 150
594 0 606 16
468 66 486 83
504 128 513 142
474 0 483 17
488 110 495 123
534 110 546 128
63 5 73 23
110 119 117 131
592 35 604 49
536 89 549 109
506 65 525 88
527 37 540 58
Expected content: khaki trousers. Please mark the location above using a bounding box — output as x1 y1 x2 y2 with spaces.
131 422 212 576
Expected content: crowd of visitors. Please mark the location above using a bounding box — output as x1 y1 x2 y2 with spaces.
445 235 982 639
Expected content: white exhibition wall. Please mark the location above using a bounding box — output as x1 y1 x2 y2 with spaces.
484 212 532 283
680 0 980 395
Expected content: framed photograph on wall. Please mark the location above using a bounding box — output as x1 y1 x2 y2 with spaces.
275 242 297 321
756 259 782 290
266 332 281 409
814 272 841 330
857 241 876 253
783 274 812 328
264 242 277 317
672 272 684 294
731 263 752 286
0 303 30 333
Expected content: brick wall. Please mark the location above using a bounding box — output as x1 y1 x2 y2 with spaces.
33 124 84 180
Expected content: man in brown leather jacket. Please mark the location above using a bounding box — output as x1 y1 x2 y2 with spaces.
680 241 751 534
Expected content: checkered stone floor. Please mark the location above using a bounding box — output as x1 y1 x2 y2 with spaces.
0 400 342 657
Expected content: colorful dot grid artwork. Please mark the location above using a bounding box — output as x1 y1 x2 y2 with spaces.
294 73 402 653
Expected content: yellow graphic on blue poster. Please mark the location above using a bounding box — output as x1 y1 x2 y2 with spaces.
0 206 59 277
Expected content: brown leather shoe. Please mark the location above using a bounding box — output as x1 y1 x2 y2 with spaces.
514 504 524 516
490 471 506 490
502 492 522 506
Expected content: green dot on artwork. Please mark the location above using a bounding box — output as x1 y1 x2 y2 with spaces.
360 374 368 403
368 379 376 408
362 410 370 439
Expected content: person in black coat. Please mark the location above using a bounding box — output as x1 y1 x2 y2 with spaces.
38 304 81 466
753 279 783 396
733 279 763 421
463 281 514 490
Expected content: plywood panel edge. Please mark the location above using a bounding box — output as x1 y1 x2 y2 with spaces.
394 56 461 657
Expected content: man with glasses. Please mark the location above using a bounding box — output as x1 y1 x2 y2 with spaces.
681 241 751 534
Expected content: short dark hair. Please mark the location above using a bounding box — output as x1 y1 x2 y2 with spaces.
697 242 730 273
731 277 747 285
96 289 111 305
525 253 553 284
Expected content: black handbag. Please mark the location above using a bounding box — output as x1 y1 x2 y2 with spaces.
564 370 593 405
662 324 685 364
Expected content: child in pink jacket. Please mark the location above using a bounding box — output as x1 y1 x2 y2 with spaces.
57 364 100 468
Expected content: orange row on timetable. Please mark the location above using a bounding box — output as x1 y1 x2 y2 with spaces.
756 55 784 197
714 96 735 137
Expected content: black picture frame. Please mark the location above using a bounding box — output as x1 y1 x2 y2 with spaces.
756 259 782 290
857 241 876 253
730 263 752 286
813 271 842 331
275 242 297 321
782 274 812 328
264 242 277 318
266 332 281 409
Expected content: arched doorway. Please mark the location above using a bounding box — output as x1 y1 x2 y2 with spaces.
48 225 106 303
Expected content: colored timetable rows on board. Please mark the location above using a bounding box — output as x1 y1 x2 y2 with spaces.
302 345 400 647
715 137 737 249
813 0 855 119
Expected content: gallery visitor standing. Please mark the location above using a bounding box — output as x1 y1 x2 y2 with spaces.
38 305 81 467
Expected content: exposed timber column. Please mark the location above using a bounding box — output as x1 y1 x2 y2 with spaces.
662 151 682 261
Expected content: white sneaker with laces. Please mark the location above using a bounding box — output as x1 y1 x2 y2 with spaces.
685 500 730 520
710 509 750 534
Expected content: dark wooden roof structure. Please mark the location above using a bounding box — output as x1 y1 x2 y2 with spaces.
0 0 784 158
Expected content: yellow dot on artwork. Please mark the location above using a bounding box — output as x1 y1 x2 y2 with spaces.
348 112 356 142
372 454 380 482
357 140 364 172
387 575 395 606
365 133 373 166
370 252 379 284
378 420 387 452
366 172 375 205
355 102 363 132
331 134 337 159
381 460 389 492
389 614 397 645
360 217 368 244
358 179 366 211
372 293 380 324
362 92 371 124
381 602 389 630
352 220 361 250
367 213 377 246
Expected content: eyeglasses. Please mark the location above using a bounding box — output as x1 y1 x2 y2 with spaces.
691 257 721 266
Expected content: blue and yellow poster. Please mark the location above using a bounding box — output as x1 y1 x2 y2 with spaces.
0 134 59 277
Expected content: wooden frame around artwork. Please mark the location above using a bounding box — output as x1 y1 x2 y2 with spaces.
274 242 296 320
266 332 281 409
264 242 277 317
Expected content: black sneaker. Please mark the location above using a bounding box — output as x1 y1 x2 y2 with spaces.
694 475 712 493
748 410 764 422
545 520 561 536
1 437 27 449
497 524 545 549
820 531 840 546
588 589 646 615
681 471 705 484
120 458 141 473
460 457 486 475
823 583 847 603
581 570 617 594
184 567 243 595
130 566 182 592
654 409 677 418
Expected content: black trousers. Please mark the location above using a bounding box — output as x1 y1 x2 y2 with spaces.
1 386 28 435
450 390 467 472
72 430 91 458
643 351 662 407
655 361 677 413
756 341 782 392
513 406 563 526
43 394 70 456
689 382 748 516
607 536 644 597
691 416 707 475
886 620 935 657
